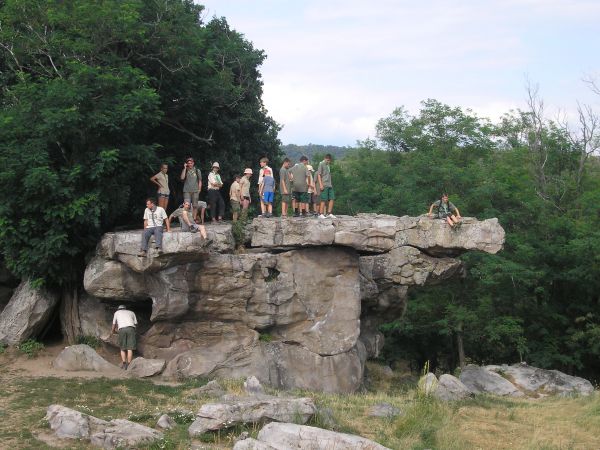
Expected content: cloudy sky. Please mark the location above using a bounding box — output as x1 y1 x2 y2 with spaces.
199 0 600 146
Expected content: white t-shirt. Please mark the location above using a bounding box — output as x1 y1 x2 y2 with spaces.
143 206 167 228
112 309 137 329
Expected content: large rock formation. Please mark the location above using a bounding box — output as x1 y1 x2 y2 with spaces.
82 214 504 392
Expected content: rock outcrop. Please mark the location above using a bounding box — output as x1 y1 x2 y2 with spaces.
82 214 504 392
52 344 121 375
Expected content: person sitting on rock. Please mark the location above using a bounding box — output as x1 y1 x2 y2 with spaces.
428 193 461 227
166 200 207 239
139 197 167 257
111 304 137 370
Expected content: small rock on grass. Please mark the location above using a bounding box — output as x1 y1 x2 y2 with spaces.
156 414 175 430
367 403 401 418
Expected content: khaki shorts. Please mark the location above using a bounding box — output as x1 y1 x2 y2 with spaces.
118 327 136 350
230 200 241 212
184 192 199 206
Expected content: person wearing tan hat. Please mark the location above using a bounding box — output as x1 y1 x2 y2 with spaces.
240 168 252 218
207 162 225 222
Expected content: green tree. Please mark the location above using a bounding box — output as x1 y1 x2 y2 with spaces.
0 0 279 292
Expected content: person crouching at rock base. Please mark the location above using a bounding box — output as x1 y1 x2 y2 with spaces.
259 167 275 218
240 168 252 219
111 304 137 370
139 197 167 257
166 200 207 239
428 193 461 228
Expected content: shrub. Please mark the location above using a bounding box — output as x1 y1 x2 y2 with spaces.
76 335 102 349
0 342 6 354
18 339 45 358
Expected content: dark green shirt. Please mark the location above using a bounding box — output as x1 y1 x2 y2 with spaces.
290 163 309 193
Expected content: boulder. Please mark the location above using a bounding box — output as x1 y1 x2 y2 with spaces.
434 374 473 401
0 280 59 345
46 404 108 440
459 364 524 397
52 344 121 374
89 418 163 449
244 376 265 395
46 405 163 449
78 294 114 343
418 372 438 396
127 357 166 377
486 363 594 397
189 380 226 398
188 396 316 436
235 422 391 450
156 414 175 430
367 403 401 418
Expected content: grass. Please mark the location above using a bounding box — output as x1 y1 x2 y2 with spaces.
0 360 598 449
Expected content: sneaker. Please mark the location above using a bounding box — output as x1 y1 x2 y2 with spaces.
293 212 299 217
138 250 146 257
190 228 198 233
318 214 327 219
327 214 337 219
124 362 129 370
121 362 127 370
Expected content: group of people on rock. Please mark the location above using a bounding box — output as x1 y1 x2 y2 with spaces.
138 154 338 256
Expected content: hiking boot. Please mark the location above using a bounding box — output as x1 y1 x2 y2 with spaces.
121 362 127 370
138 250 146 257
155 247 163 255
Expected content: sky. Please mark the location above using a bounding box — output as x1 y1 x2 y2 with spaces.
199 0 600 146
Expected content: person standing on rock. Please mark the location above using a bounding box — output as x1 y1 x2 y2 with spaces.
207 162 225 222
259 167 275 218
290 156 310 217
150 163 170 211
111 304 137 370
317 154 336 219
180 157 202 222
279 158 292 217
229 174 242 222
139 197 168 257
240 168 252 218
257 157 271 217
428 193 461 228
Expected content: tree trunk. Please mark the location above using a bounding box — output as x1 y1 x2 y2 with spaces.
60 286 81 345
456 322 466 369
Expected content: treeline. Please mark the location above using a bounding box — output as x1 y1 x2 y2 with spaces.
0 0 280 286
281 144 352 162
332 99 600 381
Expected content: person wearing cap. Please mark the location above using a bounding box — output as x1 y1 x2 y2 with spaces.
229 174 242 222
240 168 252 218
180 157 202 222
111 304 138 370
257 157 271 217
259 167 275 218
207 162 225 222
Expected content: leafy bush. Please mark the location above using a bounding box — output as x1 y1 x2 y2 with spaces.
0 342 6 354
18 339 44 358
258 333 273 343
76 335 102 349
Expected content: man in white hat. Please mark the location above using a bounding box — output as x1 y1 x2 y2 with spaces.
111 304 138 370
207 162 225 222
240 168 252 218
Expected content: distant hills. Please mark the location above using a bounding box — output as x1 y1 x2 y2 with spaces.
281 144 353 162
